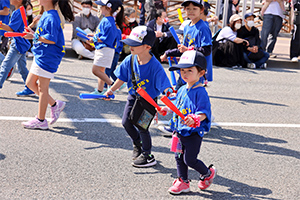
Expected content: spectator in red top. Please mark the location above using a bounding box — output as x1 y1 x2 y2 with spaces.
119 7 138 61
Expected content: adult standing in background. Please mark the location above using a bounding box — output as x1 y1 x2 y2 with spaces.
290 0 300 62
72 0 100 59
219 0 240 24
260 1 285 58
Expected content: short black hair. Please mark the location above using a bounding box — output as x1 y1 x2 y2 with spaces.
155 9 166 19
81 0 93 6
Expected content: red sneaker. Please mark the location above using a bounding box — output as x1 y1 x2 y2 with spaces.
168 178 190 195
198 165 217 190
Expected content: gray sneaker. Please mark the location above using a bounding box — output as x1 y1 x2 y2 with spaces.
247 63 256 69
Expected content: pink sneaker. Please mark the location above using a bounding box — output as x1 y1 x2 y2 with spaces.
22 117 49 130
49 100 66 125
168 178 190 195
198 165 217 190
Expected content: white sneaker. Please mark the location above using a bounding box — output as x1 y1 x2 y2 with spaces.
260 63 267 69
247 63 256 69
291 57 298 62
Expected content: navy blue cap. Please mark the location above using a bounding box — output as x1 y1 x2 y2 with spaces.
121 26 156 47
94 0 122 12
244 12 256 19
169 50 207 71
181 0 203 7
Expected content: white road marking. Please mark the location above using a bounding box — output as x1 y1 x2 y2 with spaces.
1 116 300 128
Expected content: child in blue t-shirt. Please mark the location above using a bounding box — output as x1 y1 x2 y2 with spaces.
0 0 33 96
104 26 172 168
160 0 213 83
21 0 74 130
86 0 123 95
158 50 216 195
0 0 10 37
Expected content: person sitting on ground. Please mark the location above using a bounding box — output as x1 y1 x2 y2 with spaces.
213 14 249 68
71 0 100 60
119 7 138 61
146 9 178 61
237 13 269 69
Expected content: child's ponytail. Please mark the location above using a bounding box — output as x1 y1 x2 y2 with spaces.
115 6 124 29
53 0 74 22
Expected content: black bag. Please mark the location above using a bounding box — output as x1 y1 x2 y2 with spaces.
128 55 156 131
247 49 265 61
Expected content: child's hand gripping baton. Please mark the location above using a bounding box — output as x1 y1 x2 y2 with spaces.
136 87 167 116
20 6 28 29
167 57 177 86
160 95 185 119
79 93 115 99
177 8 184 23
168 26 181 45
76 32 95 47
4 32 26 37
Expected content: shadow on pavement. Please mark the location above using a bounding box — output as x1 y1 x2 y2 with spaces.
206 127 299 160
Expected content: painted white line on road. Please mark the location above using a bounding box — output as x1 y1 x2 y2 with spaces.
1 116 300 128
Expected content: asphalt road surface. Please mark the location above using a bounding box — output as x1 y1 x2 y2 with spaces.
0 54 299 199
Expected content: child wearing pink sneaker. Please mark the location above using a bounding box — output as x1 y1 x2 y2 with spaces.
158 50 216 195
21 0 74 129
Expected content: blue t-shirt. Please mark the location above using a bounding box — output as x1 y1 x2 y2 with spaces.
183 20 213 81
31 10 65 73
115 28 123 54
0 0 10 36
8 8 31 54
170 86 211 137
94 16 119 50
114 54 172 99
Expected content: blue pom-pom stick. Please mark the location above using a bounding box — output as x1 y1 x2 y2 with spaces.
167 57 177 86
76 27 88 36
79 93 115 99
77 32 90 41
169 26 181 44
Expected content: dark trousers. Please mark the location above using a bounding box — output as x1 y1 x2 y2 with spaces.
176 133 208 180
122 94 152 154
290 24 300 58
152 37 178 61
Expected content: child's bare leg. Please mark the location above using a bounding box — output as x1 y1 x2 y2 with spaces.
92 65 113 91
37 76 54 120
26 73 56 108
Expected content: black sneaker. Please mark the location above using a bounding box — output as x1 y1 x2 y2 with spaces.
132 152 157 168
132 143 142 160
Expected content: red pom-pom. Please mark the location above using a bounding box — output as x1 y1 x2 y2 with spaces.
187 114 201 128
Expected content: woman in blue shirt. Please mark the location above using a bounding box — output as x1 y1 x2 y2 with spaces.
0 0 33 96
21 0 74 130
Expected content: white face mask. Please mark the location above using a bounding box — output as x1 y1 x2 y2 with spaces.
235 23 242 30
247 20 255 28
27 9 32 16
128 17 135 23
82 8 91 16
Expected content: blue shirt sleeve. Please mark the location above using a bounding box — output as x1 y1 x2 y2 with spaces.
114 55 130 83
8 10 23 32
40 17 58 43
